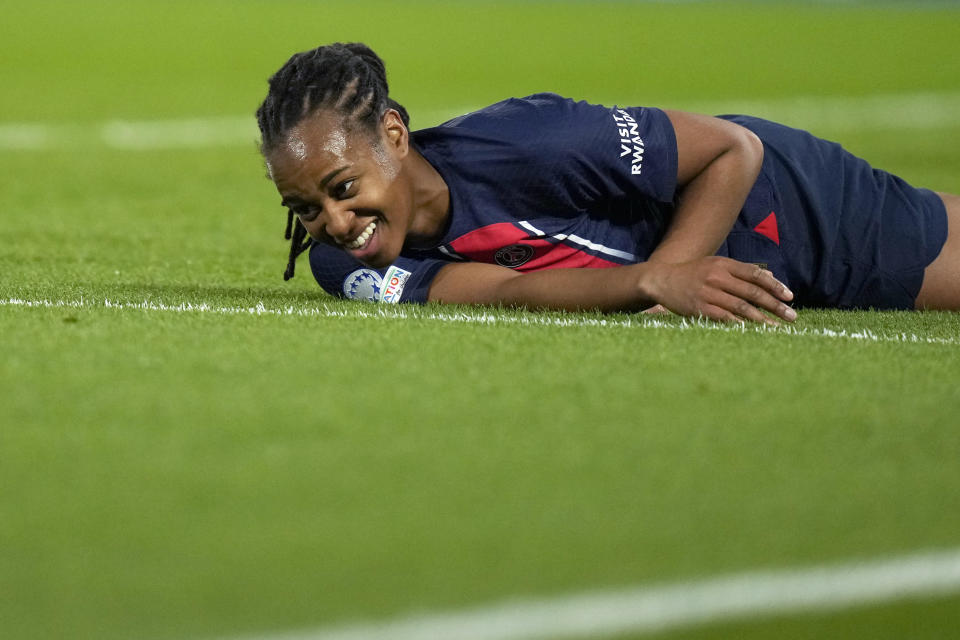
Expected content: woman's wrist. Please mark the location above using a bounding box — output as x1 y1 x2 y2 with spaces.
630 261 665 309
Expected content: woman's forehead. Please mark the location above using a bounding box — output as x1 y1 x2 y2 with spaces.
269 112 366 176
287 111 352 158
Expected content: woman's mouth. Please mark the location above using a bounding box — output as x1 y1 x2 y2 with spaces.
345 220 377 251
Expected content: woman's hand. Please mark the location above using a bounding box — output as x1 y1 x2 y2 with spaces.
643 257 796 325
637 112 790 325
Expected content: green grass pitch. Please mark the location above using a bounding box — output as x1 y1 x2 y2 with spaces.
2 1 960 639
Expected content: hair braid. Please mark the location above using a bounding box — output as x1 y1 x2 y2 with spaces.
257 43 409 280
283 212 314 281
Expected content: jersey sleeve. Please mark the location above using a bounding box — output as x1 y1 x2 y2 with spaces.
307 242 447 304
465 93 679 210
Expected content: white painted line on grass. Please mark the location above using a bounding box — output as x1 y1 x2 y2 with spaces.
220 547 960 640
3 296 959 347
2 91 960 150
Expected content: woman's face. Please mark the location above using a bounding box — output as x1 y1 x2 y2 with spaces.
266 109 412 269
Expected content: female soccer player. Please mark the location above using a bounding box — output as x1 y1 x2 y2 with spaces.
255 43 960 325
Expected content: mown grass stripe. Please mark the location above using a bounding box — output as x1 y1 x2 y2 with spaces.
3 297 958 346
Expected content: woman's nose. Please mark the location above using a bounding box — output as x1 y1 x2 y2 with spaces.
323 206 354 242
302 205 352 243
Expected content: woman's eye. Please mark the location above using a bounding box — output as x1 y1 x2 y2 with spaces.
334 179 355 199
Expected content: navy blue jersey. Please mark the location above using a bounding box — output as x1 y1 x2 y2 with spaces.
309 93 947 309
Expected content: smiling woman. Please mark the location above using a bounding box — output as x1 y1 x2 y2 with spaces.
256 43 960 324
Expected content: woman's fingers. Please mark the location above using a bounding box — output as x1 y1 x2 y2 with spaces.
756 268 793 302
698 261 796 324
721 270 797 322
734 263 794 301
705 262 794 322
705 290 781 325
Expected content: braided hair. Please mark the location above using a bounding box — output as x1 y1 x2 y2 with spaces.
256 43 410 280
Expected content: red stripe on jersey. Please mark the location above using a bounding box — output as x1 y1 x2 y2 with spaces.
448 223 529 257
448 222 621 271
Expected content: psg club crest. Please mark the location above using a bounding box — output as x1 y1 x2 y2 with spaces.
343 269 382 302
494 244 534 268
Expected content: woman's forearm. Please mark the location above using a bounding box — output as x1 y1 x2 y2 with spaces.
429 262 655 312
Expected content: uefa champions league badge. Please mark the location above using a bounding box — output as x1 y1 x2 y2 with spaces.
343 269 383 302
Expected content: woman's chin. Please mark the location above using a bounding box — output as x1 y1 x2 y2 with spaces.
354 246 396 270
359 255 392 269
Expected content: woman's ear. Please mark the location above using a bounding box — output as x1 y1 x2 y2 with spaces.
382 109 409 159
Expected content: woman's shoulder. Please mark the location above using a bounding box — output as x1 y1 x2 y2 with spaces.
410 95 566 163
484 92 576 113
422 93 590 132
415 93 633 161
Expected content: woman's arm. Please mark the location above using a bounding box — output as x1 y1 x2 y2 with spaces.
428 258 793 323
427 112 796 323
640 110 796 322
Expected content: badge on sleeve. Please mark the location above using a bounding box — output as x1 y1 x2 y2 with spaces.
343 269 383 302
380 266 412 304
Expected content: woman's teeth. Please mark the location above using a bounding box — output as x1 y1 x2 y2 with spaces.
345 221 377 250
